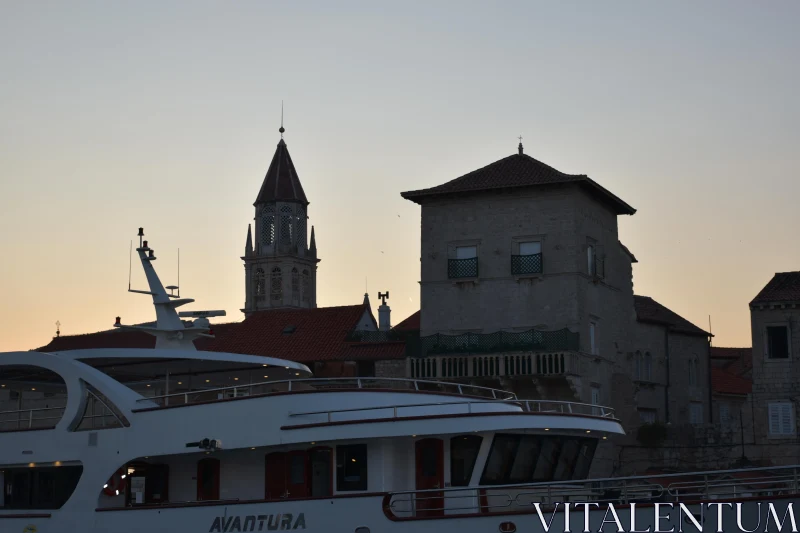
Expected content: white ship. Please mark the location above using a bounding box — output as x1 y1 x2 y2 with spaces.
1 230 798 533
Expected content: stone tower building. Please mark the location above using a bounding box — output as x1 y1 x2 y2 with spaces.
242 126 319 314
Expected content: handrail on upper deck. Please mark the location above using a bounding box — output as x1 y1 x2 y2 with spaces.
134 377 517 407
383 464 800 520
287 398 617 423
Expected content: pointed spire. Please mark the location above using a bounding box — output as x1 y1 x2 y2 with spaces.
245 224 253 256
518 135 524 155
309 226 317 256
254 115 308 206
363 292 371 307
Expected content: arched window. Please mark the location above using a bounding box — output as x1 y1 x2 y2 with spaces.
644 352 652 381
280 205 293 245
271 268 282 302
291 268 299 296
261 206 275 246
254 268 265 301
302 269 310 303
296 208 307 248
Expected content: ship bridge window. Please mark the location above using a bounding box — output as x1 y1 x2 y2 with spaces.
450 435 483 486
1 464 83 509
72 381 129 431
0 365 67 432
480 434 598 485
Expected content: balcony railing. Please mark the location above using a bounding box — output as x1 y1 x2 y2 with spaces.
448 257 478 279
511 253 543 275
418 328 579 357
410 351 578 379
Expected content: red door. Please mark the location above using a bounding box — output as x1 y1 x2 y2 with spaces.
285 450 310 499
196 458 220 501
265 452 287 499
415 438 444 517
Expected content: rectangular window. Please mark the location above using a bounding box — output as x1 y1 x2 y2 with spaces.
587 245 595 275
449 246 479 279
639 409 657 425
589 323 597 355
689 402 703 425
768 402 795 436
450 435 483 487
519 241 541 256
766 326 790 359
591 386 600 406
455 246 477 259
336 444 368 491
512 241 543 275
719 402 731 427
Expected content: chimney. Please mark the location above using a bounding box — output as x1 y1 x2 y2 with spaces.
377 291 391 331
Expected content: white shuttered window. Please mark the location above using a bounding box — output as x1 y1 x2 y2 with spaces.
769 402 795 436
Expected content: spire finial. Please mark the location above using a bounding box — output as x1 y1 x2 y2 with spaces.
279 101 285 138
518 135 523 155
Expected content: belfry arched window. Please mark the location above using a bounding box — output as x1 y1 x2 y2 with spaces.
291 268 299 296
261 206 275 246
271 268 282 302
280 206 293 245
254 268 266 301
302 269 310 303
296 207 307 248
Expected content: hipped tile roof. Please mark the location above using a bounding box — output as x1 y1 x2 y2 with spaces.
401 152 635 215
633 295 711 337
750 272 800 305
36 304 405 363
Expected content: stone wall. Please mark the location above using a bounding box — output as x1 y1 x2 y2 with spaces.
375 359 406 379
749 306 800 446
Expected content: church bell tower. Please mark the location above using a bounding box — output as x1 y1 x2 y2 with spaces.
242 122 319 315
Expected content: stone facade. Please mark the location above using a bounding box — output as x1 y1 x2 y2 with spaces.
749 304 800 457
402 149 713 475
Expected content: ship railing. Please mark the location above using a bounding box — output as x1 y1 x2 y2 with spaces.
134 377 516 408
384 464 800 519
0 406 65 431
286 399 616 426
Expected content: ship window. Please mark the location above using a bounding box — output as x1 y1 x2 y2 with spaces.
450 435 483 486
480 434 520 484
480 435 598 485
1 465 83 509
336 444 367 491
572 439 598 479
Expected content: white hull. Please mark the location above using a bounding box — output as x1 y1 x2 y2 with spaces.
5 495 799 532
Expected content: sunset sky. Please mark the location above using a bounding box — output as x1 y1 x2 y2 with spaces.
1 1 798 352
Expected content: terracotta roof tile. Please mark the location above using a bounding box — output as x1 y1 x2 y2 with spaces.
711 366 752 396
750 272 800 305
710 347 752 376
633 295 711 337
393 310 420 331
401 152 635 215
35 305 407 364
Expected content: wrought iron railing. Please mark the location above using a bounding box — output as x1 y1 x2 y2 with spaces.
511 253 543 275
448 257 478 279
418 328 579 357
